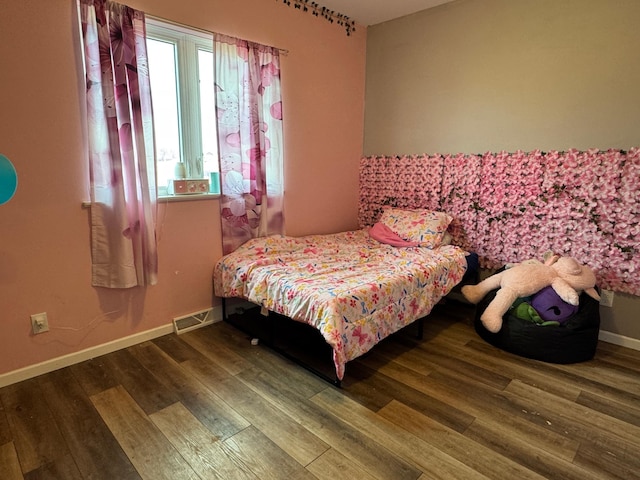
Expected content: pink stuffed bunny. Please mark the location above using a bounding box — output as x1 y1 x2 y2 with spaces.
462 256 600 333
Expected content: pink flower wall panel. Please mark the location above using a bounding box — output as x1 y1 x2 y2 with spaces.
440 153 482 254
358 155 444 227
612 148 640 292
360 148 640 295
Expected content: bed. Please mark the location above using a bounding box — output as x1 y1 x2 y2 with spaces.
213 208 470 384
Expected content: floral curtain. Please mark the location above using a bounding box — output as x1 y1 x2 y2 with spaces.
214 34 285 254
79 0 158 287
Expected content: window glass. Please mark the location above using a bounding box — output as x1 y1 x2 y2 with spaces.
146 19 218 196
147 38 182 194
198 49 218 180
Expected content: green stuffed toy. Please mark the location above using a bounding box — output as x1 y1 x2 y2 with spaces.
511 298 560 327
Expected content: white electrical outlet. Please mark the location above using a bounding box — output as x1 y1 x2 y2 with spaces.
599 289 614 308
31 312 49 334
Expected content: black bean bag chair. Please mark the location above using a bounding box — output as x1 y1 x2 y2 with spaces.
474 285 601 364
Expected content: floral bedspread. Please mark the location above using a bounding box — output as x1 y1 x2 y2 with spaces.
213 229 468 380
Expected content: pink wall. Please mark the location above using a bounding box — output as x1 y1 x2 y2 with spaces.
0 0 366 376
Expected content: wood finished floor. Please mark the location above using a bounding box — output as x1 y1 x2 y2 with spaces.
1 301 640 479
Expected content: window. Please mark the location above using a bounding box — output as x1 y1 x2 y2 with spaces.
145 19 218 196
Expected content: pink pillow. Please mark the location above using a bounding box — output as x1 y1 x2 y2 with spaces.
369 222 420 247
379 207 452 248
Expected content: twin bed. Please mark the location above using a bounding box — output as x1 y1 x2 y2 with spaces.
213 207 473 384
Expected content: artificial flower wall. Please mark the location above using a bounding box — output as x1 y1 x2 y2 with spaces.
359 148 640 296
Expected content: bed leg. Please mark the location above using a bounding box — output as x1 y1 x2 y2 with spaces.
221 297 227 321
417 317 424 340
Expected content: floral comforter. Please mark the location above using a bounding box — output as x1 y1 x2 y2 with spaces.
213 229 468 380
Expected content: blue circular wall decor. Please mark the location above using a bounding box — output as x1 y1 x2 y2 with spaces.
0 154 18 205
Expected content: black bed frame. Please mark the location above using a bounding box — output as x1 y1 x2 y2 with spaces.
221 297 426 388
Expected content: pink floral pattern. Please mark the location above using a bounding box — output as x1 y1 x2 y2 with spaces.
379 207 452 248
79 0 158 287
360 148 640 295
215 34 284 254
214 230 467 380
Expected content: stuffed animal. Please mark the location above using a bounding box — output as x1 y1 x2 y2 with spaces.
531 286 579 324
462 256 600 333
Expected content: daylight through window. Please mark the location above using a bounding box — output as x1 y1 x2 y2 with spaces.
146 18 218 196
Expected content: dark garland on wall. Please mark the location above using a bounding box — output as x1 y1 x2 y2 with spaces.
279 0 356 36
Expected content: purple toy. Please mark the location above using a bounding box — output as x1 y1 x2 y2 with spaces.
531 286 579 324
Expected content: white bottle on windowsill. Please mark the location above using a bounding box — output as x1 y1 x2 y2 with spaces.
174 162 187 179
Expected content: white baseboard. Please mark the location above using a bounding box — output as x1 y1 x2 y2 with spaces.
0 305 223 388
598 330 640 351
3 308 633 389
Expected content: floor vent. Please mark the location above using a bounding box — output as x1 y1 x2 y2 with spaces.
173 308 215 335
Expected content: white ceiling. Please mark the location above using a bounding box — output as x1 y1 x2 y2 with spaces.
314 0 457 26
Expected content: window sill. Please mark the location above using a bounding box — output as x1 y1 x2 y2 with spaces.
158 193 220 203
81 193 221 209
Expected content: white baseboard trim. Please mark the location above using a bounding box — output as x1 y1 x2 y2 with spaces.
599 330 640 351
5 309 632 389
0 306 223 389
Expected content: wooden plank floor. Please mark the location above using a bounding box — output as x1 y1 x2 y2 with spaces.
1 301 640 479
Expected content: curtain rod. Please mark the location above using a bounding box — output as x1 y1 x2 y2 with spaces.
146 14 289 55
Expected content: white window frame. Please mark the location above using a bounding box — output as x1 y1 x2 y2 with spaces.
145 18 217 197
